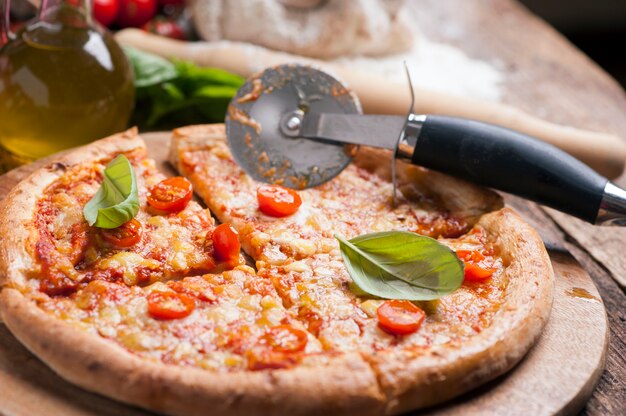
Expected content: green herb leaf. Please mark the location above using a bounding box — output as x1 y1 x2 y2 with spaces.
174 60 245 88
124 46 178 89
123 48 245 129
83 155 139 229
335 231 463 300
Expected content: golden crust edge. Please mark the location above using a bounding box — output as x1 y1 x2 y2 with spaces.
0 288 385 416
373 208 554 414
0 128 143 290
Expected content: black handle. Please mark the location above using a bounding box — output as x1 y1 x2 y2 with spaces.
411 115 608 223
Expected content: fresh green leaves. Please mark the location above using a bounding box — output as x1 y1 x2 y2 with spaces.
83 155 139 229
124 46 178 88
123 47 244 129
335 231 463 300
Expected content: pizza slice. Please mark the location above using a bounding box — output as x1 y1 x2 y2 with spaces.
0 129 386 414
170 124 553 411
169 124 503 265
16 128 246 298
256 220 507 352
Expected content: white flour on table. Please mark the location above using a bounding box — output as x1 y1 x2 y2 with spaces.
332 36 504 103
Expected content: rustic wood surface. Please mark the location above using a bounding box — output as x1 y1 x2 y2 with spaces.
0 132 610 416
407 1 626 415
0 0 624 414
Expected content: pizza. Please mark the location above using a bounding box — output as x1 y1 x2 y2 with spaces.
0 125 553 415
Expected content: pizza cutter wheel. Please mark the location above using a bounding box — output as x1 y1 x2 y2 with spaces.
226 64 626 226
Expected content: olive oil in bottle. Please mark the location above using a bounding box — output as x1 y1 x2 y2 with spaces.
0 0 134 172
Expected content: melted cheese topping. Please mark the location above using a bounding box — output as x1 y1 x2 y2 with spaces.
33 149 231 296
22 140 507 374
257 229 506 353
36 267 322 370
179 139 468 265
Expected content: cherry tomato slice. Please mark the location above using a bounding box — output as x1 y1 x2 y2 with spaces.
101 218 142 247
212 223 240 262
262 325 308 353
463 263 496 282
377 300 425 335
257 184 302 217
147 177 193 213
147 291 195 320
455 249 485 263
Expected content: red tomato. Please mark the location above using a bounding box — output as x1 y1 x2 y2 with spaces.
93 0 120 27
212 223 240 262
141 17 186 40
117 0 157 28
456 250 495 282
262 325 308 353
147 176 193 212
101 218 142 247
147 291 195 320
377 300 425 335
455 249 485 263
257 184 302 217
463 263 496 282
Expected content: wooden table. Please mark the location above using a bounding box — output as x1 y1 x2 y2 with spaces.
405 1 626 414
0 0 624 415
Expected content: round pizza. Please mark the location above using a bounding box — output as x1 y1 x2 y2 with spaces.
0 125 553 415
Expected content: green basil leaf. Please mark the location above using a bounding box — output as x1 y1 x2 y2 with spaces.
336 231 463 300
83 155 139 229
191 84 241 99
122 48 244 129
124 46 178 89
173 60 245 89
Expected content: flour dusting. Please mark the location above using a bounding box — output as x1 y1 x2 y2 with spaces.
332 36 503 102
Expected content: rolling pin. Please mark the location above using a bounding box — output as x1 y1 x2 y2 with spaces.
116 29 626 179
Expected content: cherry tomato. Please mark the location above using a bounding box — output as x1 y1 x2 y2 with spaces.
117 0 157 28
212 223 240 262
377 300 425 335
141 17 186 40
463 263 496 282
456 250 495 282
101 218 143 247
455 250 485 263
147 291 195 320
93 0 120 27
147 176 193 212
262 325 308 353
257 184 302 217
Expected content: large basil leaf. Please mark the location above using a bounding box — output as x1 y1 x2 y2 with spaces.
336 231 463 300
83 155 139 229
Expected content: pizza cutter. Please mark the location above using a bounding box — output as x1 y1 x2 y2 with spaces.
225 64 626 226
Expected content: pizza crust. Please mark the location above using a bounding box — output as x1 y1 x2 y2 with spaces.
0 125 553 415
0 288 385 416
353 146 504 226
368 208 553 414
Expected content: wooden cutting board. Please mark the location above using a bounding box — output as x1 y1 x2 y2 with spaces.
0 133 609 416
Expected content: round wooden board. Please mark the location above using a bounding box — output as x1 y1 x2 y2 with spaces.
0 133 608 416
